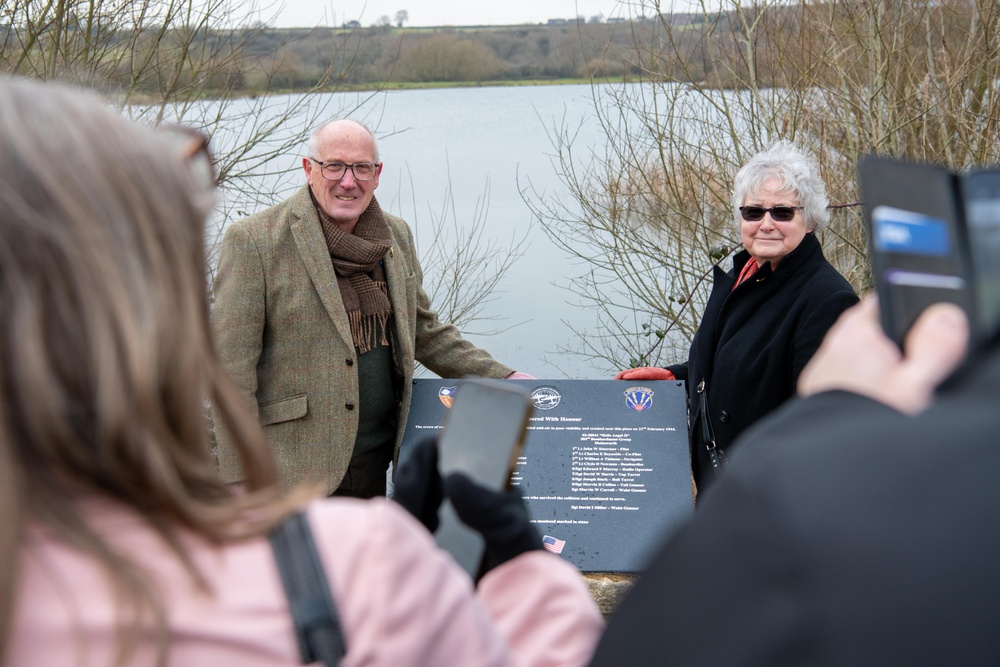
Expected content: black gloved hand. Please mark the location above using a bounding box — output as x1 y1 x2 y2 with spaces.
443 472 543 577
391 436 443 533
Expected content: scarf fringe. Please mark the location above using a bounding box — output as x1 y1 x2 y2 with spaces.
349 310 392 354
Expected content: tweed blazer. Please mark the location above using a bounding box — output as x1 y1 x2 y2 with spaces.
211 186 513 492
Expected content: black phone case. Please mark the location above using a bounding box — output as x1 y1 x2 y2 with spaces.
959 168 1000 340
858 154 978 347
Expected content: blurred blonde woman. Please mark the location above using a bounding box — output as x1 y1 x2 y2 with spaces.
0 76 601 666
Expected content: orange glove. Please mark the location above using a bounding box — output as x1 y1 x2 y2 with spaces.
614 366 676 381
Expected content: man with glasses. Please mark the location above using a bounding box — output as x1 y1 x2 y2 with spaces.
212 119 527 497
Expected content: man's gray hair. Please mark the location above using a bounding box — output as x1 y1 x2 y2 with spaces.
306 119 380 161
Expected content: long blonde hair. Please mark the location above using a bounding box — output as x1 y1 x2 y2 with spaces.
0 76 314 665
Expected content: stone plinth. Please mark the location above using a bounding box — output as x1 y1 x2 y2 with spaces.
584 573 637 617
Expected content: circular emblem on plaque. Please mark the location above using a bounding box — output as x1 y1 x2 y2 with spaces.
530 386 562 410
624 385 654 411
438 385 458 409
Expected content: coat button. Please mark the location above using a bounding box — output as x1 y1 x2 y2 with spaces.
345 358 354 366
719 410 729 423
345 403 355 410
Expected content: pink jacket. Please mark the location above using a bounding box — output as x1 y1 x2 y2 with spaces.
9 498 603 666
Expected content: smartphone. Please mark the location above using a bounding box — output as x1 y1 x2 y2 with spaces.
858 155 978 348
434 380 534 576
960 168 1000 341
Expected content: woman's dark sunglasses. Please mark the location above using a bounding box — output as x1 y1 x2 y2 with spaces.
739 205 802 222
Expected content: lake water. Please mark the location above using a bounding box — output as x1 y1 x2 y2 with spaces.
219 84 621 378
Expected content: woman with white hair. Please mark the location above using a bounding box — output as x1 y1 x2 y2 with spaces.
617 140 859 494
0 75 602 666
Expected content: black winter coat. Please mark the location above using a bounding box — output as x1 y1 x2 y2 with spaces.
667 233 858 492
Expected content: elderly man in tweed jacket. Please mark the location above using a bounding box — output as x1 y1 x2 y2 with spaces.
212 119 523 497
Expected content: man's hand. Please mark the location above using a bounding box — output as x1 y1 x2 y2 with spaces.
798 296 969 415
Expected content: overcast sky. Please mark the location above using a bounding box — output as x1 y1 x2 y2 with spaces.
266 0 703 29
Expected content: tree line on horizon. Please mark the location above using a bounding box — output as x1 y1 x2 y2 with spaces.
0 3 734 96
214 12 729 91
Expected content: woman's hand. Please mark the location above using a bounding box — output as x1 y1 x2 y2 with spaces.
391 437 443 533
393 436 543 579
614 367 676 381
798 296 968 415
444 473 543 578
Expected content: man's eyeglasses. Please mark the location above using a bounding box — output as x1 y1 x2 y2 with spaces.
739 205 802 222
309 158 380 182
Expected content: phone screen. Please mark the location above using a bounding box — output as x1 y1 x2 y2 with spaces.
434 380 533 576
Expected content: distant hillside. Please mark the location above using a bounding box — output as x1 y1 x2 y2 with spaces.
237 14 729 91
0 10 741 96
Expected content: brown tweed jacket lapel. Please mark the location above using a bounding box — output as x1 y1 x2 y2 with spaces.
384 238 415 371
287 187 354 348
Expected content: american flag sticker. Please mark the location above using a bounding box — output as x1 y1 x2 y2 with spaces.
542 535 566 554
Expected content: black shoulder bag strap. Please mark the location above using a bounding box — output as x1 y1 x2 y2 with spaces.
697 380 728 475
268 510 346 667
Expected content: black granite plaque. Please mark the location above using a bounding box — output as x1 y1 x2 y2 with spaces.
398 379 693 573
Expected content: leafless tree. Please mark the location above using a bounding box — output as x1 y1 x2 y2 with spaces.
388 163 528 341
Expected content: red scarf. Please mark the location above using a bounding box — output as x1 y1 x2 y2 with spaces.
733 257 760 290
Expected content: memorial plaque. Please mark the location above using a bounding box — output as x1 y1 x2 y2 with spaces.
398 379 693 573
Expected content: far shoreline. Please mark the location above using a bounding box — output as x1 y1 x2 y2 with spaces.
246 77 600 98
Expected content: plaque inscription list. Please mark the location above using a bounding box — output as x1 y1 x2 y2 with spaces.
399 379 693 572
